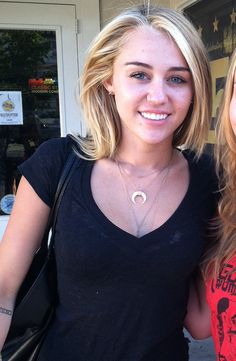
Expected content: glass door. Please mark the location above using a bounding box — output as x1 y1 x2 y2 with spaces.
0 30 60 215
0 2 80 236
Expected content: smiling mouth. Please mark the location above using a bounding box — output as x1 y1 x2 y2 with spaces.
140 112 168 121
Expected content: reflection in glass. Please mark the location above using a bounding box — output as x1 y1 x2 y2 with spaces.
0 30 60 215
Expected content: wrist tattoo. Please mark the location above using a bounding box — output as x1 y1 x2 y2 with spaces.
0 306 13 316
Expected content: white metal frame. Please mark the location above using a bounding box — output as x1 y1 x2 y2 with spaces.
0 0 100 134
0 0 100 237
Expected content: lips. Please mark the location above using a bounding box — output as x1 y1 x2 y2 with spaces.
140 111 168 121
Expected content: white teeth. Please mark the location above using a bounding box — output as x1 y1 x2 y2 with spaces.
141 112 168 120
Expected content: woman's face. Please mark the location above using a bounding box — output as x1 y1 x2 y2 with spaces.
104 26 193 149
230 70 236 136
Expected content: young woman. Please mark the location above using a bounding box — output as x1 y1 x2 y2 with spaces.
0 5 217 361
185 49 236 361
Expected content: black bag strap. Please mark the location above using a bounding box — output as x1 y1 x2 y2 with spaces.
41 150 78 253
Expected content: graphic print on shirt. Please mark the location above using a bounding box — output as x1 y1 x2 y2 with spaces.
211 260 236 361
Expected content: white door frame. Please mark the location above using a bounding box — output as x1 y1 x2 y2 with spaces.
0 0 99 135
0 0 100 238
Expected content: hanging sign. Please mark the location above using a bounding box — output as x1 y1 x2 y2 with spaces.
28 78 58 93
0 91 23 125
0 194 15 215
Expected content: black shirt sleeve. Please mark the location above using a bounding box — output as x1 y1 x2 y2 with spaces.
18 135 74 207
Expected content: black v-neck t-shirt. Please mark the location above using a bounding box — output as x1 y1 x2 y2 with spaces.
19 136 218 361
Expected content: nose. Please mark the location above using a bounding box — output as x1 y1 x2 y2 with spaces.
147 81 168 104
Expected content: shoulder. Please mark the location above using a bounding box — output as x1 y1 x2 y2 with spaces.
34 135 74 161
19 135 78 172
18 135 79 207
182 149 219 197
183 149 217 182
182 149 215 173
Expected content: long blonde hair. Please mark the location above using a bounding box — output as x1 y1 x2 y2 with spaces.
202 49 236 279
76 4 211 160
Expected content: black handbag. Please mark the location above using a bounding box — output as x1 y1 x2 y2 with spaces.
2 151 77 361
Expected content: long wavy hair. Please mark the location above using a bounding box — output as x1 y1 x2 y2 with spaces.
74 4 211 160
202 49 236 279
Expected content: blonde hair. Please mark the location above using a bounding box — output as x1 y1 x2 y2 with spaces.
202 50 236 279
77 5 212 160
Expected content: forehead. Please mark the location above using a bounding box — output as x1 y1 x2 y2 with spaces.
116 26 187 67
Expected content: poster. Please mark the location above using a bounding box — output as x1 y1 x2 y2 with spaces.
0 91 23 125
184 0 236 144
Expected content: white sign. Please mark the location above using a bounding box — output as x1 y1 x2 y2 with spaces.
0 91 23 125
0 194 15 215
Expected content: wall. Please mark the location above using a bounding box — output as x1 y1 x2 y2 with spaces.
171 0 196 9
100 0 171 27
100 0 198 26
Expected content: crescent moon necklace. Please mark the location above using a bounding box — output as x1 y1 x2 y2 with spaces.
115 154 173 205
115 153 174 237
131 191 146 204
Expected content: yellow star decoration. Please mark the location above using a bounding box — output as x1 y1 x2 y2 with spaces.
230 8 236 24
213 16 219 32
197 25 203 37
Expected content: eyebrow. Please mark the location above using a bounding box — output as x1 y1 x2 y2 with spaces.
125 61 152 69
124 61 190 72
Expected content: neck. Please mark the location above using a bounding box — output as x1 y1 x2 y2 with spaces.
115 145 175 173
116 130 175 169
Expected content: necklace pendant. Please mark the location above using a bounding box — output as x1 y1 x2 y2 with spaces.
131 191 147 204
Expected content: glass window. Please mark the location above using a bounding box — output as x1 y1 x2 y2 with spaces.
0 30 60 215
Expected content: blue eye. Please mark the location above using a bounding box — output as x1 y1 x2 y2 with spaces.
169 76 186 84
130 72 149 80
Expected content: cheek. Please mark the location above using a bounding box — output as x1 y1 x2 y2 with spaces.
115 85 143 110
174 87 192 108
176 96 192 116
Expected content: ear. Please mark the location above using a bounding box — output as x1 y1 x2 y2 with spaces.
103 77 114 94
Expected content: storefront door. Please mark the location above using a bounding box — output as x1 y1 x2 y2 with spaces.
0 2 80 237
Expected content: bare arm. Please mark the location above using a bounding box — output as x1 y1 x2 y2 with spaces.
0 176 50 349
184 275 212 339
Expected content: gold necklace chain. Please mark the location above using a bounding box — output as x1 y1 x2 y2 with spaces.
115 154 173 205
118 161 165 179
116 152 174 237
